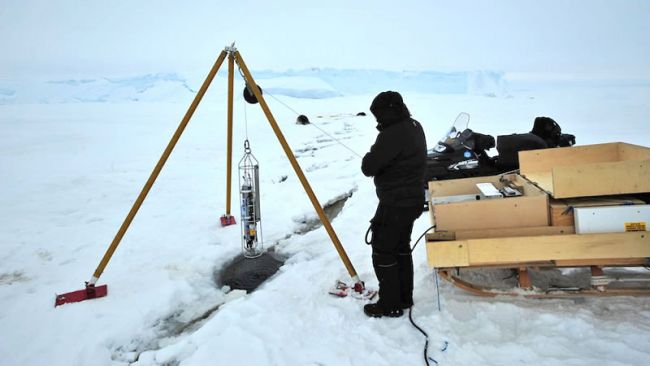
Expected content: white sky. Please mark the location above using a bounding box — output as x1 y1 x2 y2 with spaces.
1 0 649 77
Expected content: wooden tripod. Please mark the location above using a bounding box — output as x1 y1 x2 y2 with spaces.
56 46 364 306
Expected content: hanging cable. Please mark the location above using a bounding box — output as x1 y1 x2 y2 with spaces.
410 225 435 253
265 91 302 116
236 63 362 158
407 225 443 311
243 98 249 140
404 223 446 365
263 90 364 159
364 226 372 245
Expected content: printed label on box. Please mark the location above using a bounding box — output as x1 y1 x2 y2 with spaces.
625 222 647 232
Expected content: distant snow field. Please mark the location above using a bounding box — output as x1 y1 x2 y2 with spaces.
1 71 650 365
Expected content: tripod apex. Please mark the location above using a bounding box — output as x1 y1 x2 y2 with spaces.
225 42 237 53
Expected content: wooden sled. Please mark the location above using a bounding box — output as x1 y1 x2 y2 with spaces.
427 230 650 298
426 142 650 298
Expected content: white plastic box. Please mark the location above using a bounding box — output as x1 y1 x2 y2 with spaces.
574 205 650 234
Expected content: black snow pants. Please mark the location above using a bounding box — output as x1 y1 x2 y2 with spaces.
369 203 422 309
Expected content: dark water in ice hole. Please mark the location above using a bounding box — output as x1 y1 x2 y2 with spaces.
119 194 354 363
215 192 352 292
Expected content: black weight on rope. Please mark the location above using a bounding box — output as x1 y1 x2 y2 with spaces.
243 84 263 104
296 115 310 125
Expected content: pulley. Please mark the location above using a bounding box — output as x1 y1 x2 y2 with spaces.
243 84 263 104
238 140 263 258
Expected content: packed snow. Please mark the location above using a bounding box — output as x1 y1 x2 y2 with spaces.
2 71 650 365
2 1 650 365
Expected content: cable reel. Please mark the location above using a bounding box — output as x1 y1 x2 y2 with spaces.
239 62 262 105
243 84 263 104
238 139 263 258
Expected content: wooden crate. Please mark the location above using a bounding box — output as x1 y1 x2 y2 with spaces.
426 225 575 241
426 231 650 268
519 142 650 199
428 174 549 232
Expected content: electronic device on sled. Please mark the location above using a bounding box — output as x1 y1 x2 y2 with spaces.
425 112 576 182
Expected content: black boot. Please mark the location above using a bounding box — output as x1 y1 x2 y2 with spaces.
398 252 414 308
364 303 403 318
366 253 403 318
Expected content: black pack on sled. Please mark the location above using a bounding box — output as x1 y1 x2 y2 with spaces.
496 133 547 170
425 113 576 182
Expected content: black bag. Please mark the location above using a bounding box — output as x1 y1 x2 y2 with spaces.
531 116 576 147
496 133 547 169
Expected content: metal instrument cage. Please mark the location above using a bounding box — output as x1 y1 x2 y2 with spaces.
238 140 263 258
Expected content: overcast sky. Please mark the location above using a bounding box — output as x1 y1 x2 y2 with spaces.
1 0 648 77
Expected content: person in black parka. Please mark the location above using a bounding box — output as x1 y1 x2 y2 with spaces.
362 91 427 318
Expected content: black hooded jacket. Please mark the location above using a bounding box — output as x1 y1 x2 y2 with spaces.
362 92 427 207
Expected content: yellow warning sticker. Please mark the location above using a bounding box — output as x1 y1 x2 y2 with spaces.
625 222 647 232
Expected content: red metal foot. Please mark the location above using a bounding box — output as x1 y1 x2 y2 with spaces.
353 281 366 293
55 283 108 307
328 280 377 300
220 215 236 227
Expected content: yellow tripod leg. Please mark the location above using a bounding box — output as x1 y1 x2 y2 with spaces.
225 51 235 219
234 51 361 284
88 50 228 285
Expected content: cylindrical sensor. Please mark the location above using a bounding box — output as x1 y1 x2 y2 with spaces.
238 141 263 258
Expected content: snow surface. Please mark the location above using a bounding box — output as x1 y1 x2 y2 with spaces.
1 71 650 366
2 1 650 364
